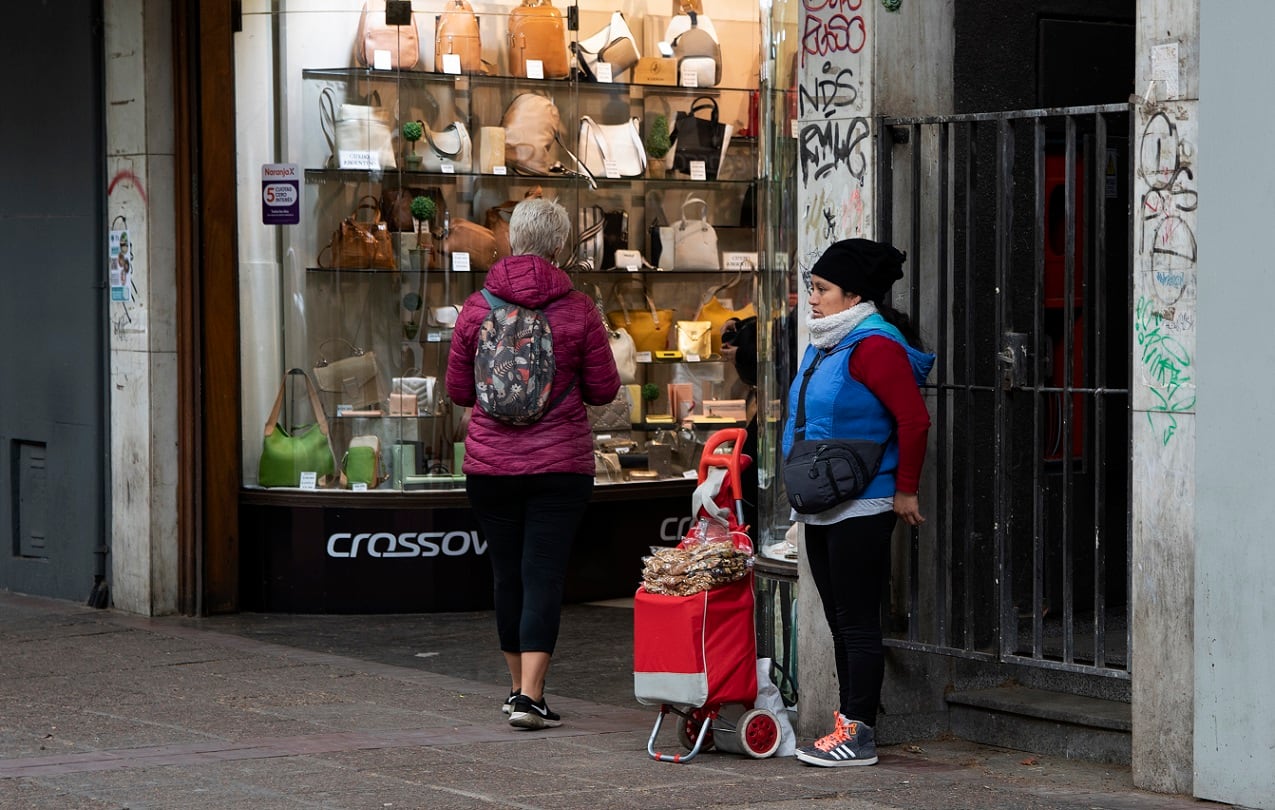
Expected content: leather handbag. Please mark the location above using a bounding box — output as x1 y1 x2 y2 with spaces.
421 121 473 173
669 196 720 270
320 88 396 171
603 210 629 270
665 96 733 179
390 374 437 416
606 280 674 354
501 94 595 185
577 116 646 178
318 196 396 270
695 270 756 355
258 368 337 488
667 11 721 87
574 11 640 80
508 0 570 79
342 434 385 488
783 348 888 513
434 0 484 73
355 0 420 70
675 320 714 359
569 205 605 272
312 339 386 410
440 219 500 271
609 326 638 384
380 186 432 232
485 186 543 259
587 386 634 432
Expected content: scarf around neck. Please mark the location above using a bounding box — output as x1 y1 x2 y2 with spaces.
808 301 878 349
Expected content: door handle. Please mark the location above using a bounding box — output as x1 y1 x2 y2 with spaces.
999 332 1029 390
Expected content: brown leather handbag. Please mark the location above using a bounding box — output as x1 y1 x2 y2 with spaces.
318 196 395 270
435 0 484 74
508 0 570 79
440 220 501 272
355 0 420 70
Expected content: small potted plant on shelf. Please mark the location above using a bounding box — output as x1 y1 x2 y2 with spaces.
645 115 671 179
641 382 661 421
402 120 424 170
409 195 436 269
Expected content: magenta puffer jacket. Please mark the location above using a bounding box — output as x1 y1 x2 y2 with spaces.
446 254 621 476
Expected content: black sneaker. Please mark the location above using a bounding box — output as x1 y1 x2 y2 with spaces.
501 689 520 715
508 694 562 729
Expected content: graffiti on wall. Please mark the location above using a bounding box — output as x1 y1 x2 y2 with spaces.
1135 109 1197 445
801 0 865 68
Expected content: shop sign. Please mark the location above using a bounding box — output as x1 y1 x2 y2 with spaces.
261 163 300 225
327 530 487 559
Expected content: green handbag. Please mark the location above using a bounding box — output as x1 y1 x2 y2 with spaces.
341 435 383 488
258 368 337 487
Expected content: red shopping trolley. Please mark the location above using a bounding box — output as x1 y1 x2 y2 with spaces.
633 428 783 762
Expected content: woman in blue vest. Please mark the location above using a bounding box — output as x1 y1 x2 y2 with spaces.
783 239 934 767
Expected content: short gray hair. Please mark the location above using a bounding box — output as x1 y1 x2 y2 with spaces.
509 198 571 261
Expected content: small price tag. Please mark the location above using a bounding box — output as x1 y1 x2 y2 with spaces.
689 161 707 181
526 59 544 80
493 165 508 175
596 62 614 83
440 162 455 174
723 251 759 271
452 252 471 272
338 150 377 171
636 351 653 363
442 53 462 75
427 331 443 343
373 49 392 71
604 159 620 179
686 353 702 363
299 472 318 490
351 482 368 492
680 66 699 87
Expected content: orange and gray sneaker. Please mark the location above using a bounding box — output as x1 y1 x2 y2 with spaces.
795 712 878 767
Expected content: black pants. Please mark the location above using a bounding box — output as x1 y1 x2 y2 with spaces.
465 473 593 655
803 510 897 726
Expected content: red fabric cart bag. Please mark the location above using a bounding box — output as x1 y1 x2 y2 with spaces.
633 574 758 708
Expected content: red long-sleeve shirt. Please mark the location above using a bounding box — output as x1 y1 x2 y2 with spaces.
848 335 931 493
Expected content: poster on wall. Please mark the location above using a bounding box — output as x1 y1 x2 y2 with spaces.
109 221 134 303
262 163 300 225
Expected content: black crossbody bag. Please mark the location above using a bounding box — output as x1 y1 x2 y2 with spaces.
783 347 890 514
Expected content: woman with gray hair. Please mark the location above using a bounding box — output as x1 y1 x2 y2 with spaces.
446 197 621 730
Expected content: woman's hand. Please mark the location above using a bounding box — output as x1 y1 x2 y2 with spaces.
894 492 925 526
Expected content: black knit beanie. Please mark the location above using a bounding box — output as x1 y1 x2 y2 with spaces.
809 238 906 302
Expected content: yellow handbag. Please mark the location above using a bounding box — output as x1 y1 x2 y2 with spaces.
675 320 713 359
694 270 757 356
606 280 674 354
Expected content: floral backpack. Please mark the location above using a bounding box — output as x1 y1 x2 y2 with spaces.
473 289 571 425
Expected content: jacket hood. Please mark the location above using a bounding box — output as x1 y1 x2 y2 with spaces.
483 254 574 309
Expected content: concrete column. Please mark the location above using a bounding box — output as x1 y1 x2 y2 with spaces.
104 0 180 616
792 0 953 739
1129 0 1198 795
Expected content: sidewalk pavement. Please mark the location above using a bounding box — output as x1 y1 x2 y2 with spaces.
0 591 1212 810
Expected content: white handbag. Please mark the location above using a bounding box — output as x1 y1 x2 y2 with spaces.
320 88 396 171
669 196 720 270
575 11 641 80
421 122 473 173
664 12 721 87
609 326 638 384
577 116 646 178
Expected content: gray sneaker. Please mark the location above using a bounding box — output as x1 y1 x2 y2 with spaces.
795 713 878 767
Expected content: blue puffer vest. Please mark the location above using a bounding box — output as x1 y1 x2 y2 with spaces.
782 314 933 500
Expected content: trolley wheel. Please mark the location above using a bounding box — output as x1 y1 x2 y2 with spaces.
677 714 715 752
737 708 782 758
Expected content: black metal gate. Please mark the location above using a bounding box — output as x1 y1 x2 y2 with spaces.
876 105 1132 679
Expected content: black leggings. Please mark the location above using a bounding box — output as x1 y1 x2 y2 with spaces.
803 510 897 726
465 473 593 655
